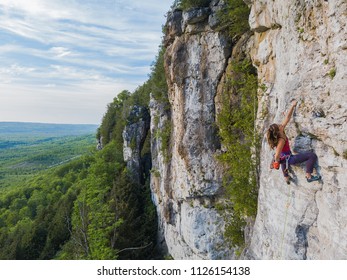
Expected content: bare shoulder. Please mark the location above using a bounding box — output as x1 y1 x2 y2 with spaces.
278 125 287 139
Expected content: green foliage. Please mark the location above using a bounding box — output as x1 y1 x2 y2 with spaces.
0 156 91 259
0 132 96 188
224 214 246 250
57 145 156 259
79 142 124 259
151 169 161 178
0 134 157 260
174 0 211 10
328 68 336 79
149 46 169 106
97 90 131 146
217 58 259 248
148 45 172 163
155 120 172 162
218 0 250 39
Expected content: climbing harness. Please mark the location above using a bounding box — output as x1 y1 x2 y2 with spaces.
270 153 291 171
281 154 291 172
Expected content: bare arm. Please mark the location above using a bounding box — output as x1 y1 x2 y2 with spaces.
281 100 298 128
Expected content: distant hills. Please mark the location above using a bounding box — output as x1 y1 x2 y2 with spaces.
0 122 98 188
0 122 99 137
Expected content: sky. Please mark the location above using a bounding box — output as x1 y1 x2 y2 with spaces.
0 0 173 124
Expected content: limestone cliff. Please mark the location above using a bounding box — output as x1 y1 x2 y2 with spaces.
127 0 346 260
150 0 234 259
247 0 347 259
123 105 150 184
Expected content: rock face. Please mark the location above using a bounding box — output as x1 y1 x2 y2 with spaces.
248 0 347 259
147 0 346 260
150 0 234 259
123 105 150 183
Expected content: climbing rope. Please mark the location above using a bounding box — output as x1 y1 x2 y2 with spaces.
278 183 292 259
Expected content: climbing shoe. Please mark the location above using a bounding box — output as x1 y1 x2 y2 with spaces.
306 175 321 183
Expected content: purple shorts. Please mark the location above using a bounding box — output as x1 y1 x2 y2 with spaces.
281 151 318 177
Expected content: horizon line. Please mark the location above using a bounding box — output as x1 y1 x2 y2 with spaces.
0 120 100 126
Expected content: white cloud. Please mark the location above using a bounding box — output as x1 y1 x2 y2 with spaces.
0 0 173 124
0 64 36 84
0 0 74 20
49 47 72 58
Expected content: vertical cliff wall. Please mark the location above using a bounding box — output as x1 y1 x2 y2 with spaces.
144 0 346 260
150 0 234 259
248 0 347 259
123 105 150 184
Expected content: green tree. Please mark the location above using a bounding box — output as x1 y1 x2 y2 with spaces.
218 0 250 39
217 58 259 249
175 0 211 10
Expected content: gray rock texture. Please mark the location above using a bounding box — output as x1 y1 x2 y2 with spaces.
148 0 346 260
123 105 150 183
150 0 233 259
248 0 347 259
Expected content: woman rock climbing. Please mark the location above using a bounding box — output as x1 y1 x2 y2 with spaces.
266 100 321 184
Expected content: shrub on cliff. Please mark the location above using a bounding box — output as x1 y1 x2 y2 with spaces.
217 58 259 249
218 0 250 39
175 0 211 10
